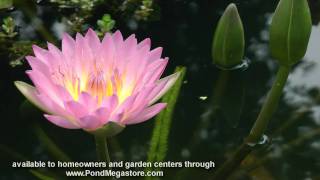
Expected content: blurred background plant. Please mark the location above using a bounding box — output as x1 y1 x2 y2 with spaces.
0 17 17 38
96 14 115 36
49 0 103 11
0 0 13 10
0 0 159 68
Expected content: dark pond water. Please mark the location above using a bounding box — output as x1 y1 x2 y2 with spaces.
1 0 320 179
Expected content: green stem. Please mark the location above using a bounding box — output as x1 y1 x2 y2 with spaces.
212 143 253 180
94 132 110 165
246 66 291 143
212 65 291 180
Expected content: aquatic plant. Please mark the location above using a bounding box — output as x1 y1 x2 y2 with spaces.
212 0 312 179
15 29 180 162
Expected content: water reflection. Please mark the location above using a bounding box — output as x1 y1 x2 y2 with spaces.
215 58 251 71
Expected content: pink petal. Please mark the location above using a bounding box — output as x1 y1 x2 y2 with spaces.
32 45 58 68
75 33 93 66
78 115 102 130
94 107 111 124
47 43 66 67
125 48 150 83
101 33 116 68
55 85 73 102
101 95 118 112
112 30 124 45
125 103 167 125
26 70 63 107
64 101 88 118
148 47 163 62
138 38 151 50
15 81 52 113
123 34 137 57
132 86 155 111
116 94 137 114
140 58 168 87
14 82 69 117
145 79 168 102
44 114 79 129
110 112 124 123
26 56 50 74
62 33 75 59
85 28 101 55
149 71 181 105
125 85 155 121
48 43 62 58
78 92 98 112
112 31 125 64
32 45 48 62
120 87 156 121
36 93 68 116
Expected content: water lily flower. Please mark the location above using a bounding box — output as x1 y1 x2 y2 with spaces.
15 29 179 132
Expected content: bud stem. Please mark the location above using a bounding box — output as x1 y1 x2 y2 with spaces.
212 65 291 179
94 132 111 166
247 65 290 143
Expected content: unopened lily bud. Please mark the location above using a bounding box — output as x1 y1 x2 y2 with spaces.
270 0 312 66
212 3 245 68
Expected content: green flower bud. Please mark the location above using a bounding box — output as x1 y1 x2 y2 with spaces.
212 3 245 68
270 0 312 66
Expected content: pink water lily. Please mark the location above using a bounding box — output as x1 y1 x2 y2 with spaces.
15 29 179 131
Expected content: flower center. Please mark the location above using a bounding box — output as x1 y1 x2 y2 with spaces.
58 67 133 104
86 70 108 103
